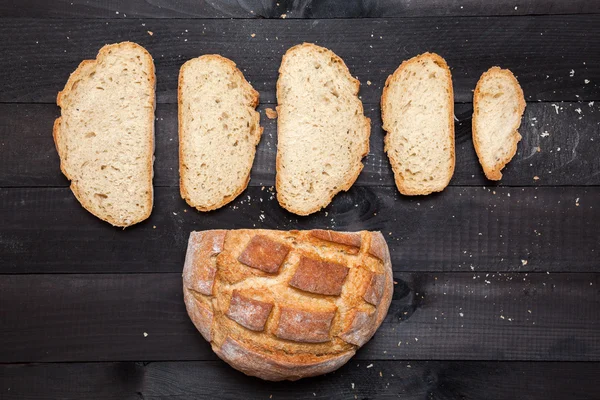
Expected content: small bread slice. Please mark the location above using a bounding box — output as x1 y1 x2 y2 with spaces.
53 42 155 227
381 52 455 195
472 67 526 180
179 55 262 211
276 43 370 215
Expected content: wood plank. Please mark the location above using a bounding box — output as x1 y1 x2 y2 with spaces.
0 272 598 362
2 361 599 400
0 363 141 400
1 186 598 274
0 17 598 104
1 0 596 18
1 102 598 188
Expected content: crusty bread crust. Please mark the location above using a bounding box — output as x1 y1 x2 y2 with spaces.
183 229 393 381
275 43 370 215
472 67 526 181
53 42 156 227
381 52 455 195
178 55 262 211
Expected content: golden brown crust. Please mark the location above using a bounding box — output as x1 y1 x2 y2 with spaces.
183 229 393 381
310 230 362 253
213 336 356 381
380 52 455 196
472 66 526 181
226 290 274 331
289 256 349 295
178 54 263 212
53 42 156 227
275 43 371 215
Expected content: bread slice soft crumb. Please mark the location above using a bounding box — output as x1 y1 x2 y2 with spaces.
53 41 155 227
472 67 526 180
275 43 370 215
381 52 455 196
179 55 262 211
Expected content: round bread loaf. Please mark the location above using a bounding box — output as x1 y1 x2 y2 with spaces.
182 229 393 381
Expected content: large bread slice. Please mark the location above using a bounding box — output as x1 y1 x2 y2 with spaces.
381 52 455 195
179 55 262 211
472 67 526 180
276 43 370 216
53 42 155 227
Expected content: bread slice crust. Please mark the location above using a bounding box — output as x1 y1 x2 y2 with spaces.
53 41 156 227
381 52 455 195
275 43 370 216
178 55 262 211
472 66 526 181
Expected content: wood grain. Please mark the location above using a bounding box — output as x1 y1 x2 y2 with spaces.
1 272 597 363
1 0 596 19
1 186 598 274
1 102 598 188
0 17 598 104
1 361 598 400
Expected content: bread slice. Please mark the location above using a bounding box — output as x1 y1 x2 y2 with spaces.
381 52 455 195
276 43 370 215
472 67 526 180
179 55 262 211
53 42 155 227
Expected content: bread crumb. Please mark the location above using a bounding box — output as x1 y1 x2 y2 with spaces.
575 108 582 114
540 131 549 137
533 176 539 180
251 33 256 38
521 259 528 266
147 31 153 36
143 332 148 337
585 79 590 84
280 13 287 18
153 225 156 229
366 363 373 368
570 69 575 77
367 80 372 85
351 383 355 389
265 107 277 119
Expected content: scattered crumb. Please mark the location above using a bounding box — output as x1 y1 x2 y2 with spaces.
521 259 528 266
147 31 153 36
366 364 373 368
584 79 590 84
143 332 148 337
576 198 580 206
153 225 156 229
575 108 582 114
570 69 575 77
265 107 277 119
533 176 539 180
367 80 372 85
552 104 560 114
280 13 287 18
540 131 550 138
351 383 355 389
251 33 256 38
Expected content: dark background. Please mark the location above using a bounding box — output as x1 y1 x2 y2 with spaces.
1 1 599 399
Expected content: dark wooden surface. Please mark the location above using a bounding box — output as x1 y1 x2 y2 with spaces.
0 1 599 399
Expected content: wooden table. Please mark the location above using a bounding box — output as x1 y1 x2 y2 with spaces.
1 1 599 398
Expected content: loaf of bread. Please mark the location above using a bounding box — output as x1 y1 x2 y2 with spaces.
179 55 262 211
472 67 526 180
53 42 155 227
183 229 393 381
275 43 370 215
381 52 455 195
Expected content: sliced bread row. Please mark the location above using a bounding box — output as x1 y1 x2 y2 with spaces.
55 43 525 225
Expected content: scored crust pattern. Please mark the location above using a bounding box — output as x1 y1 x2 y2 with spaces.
183 229 394 381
